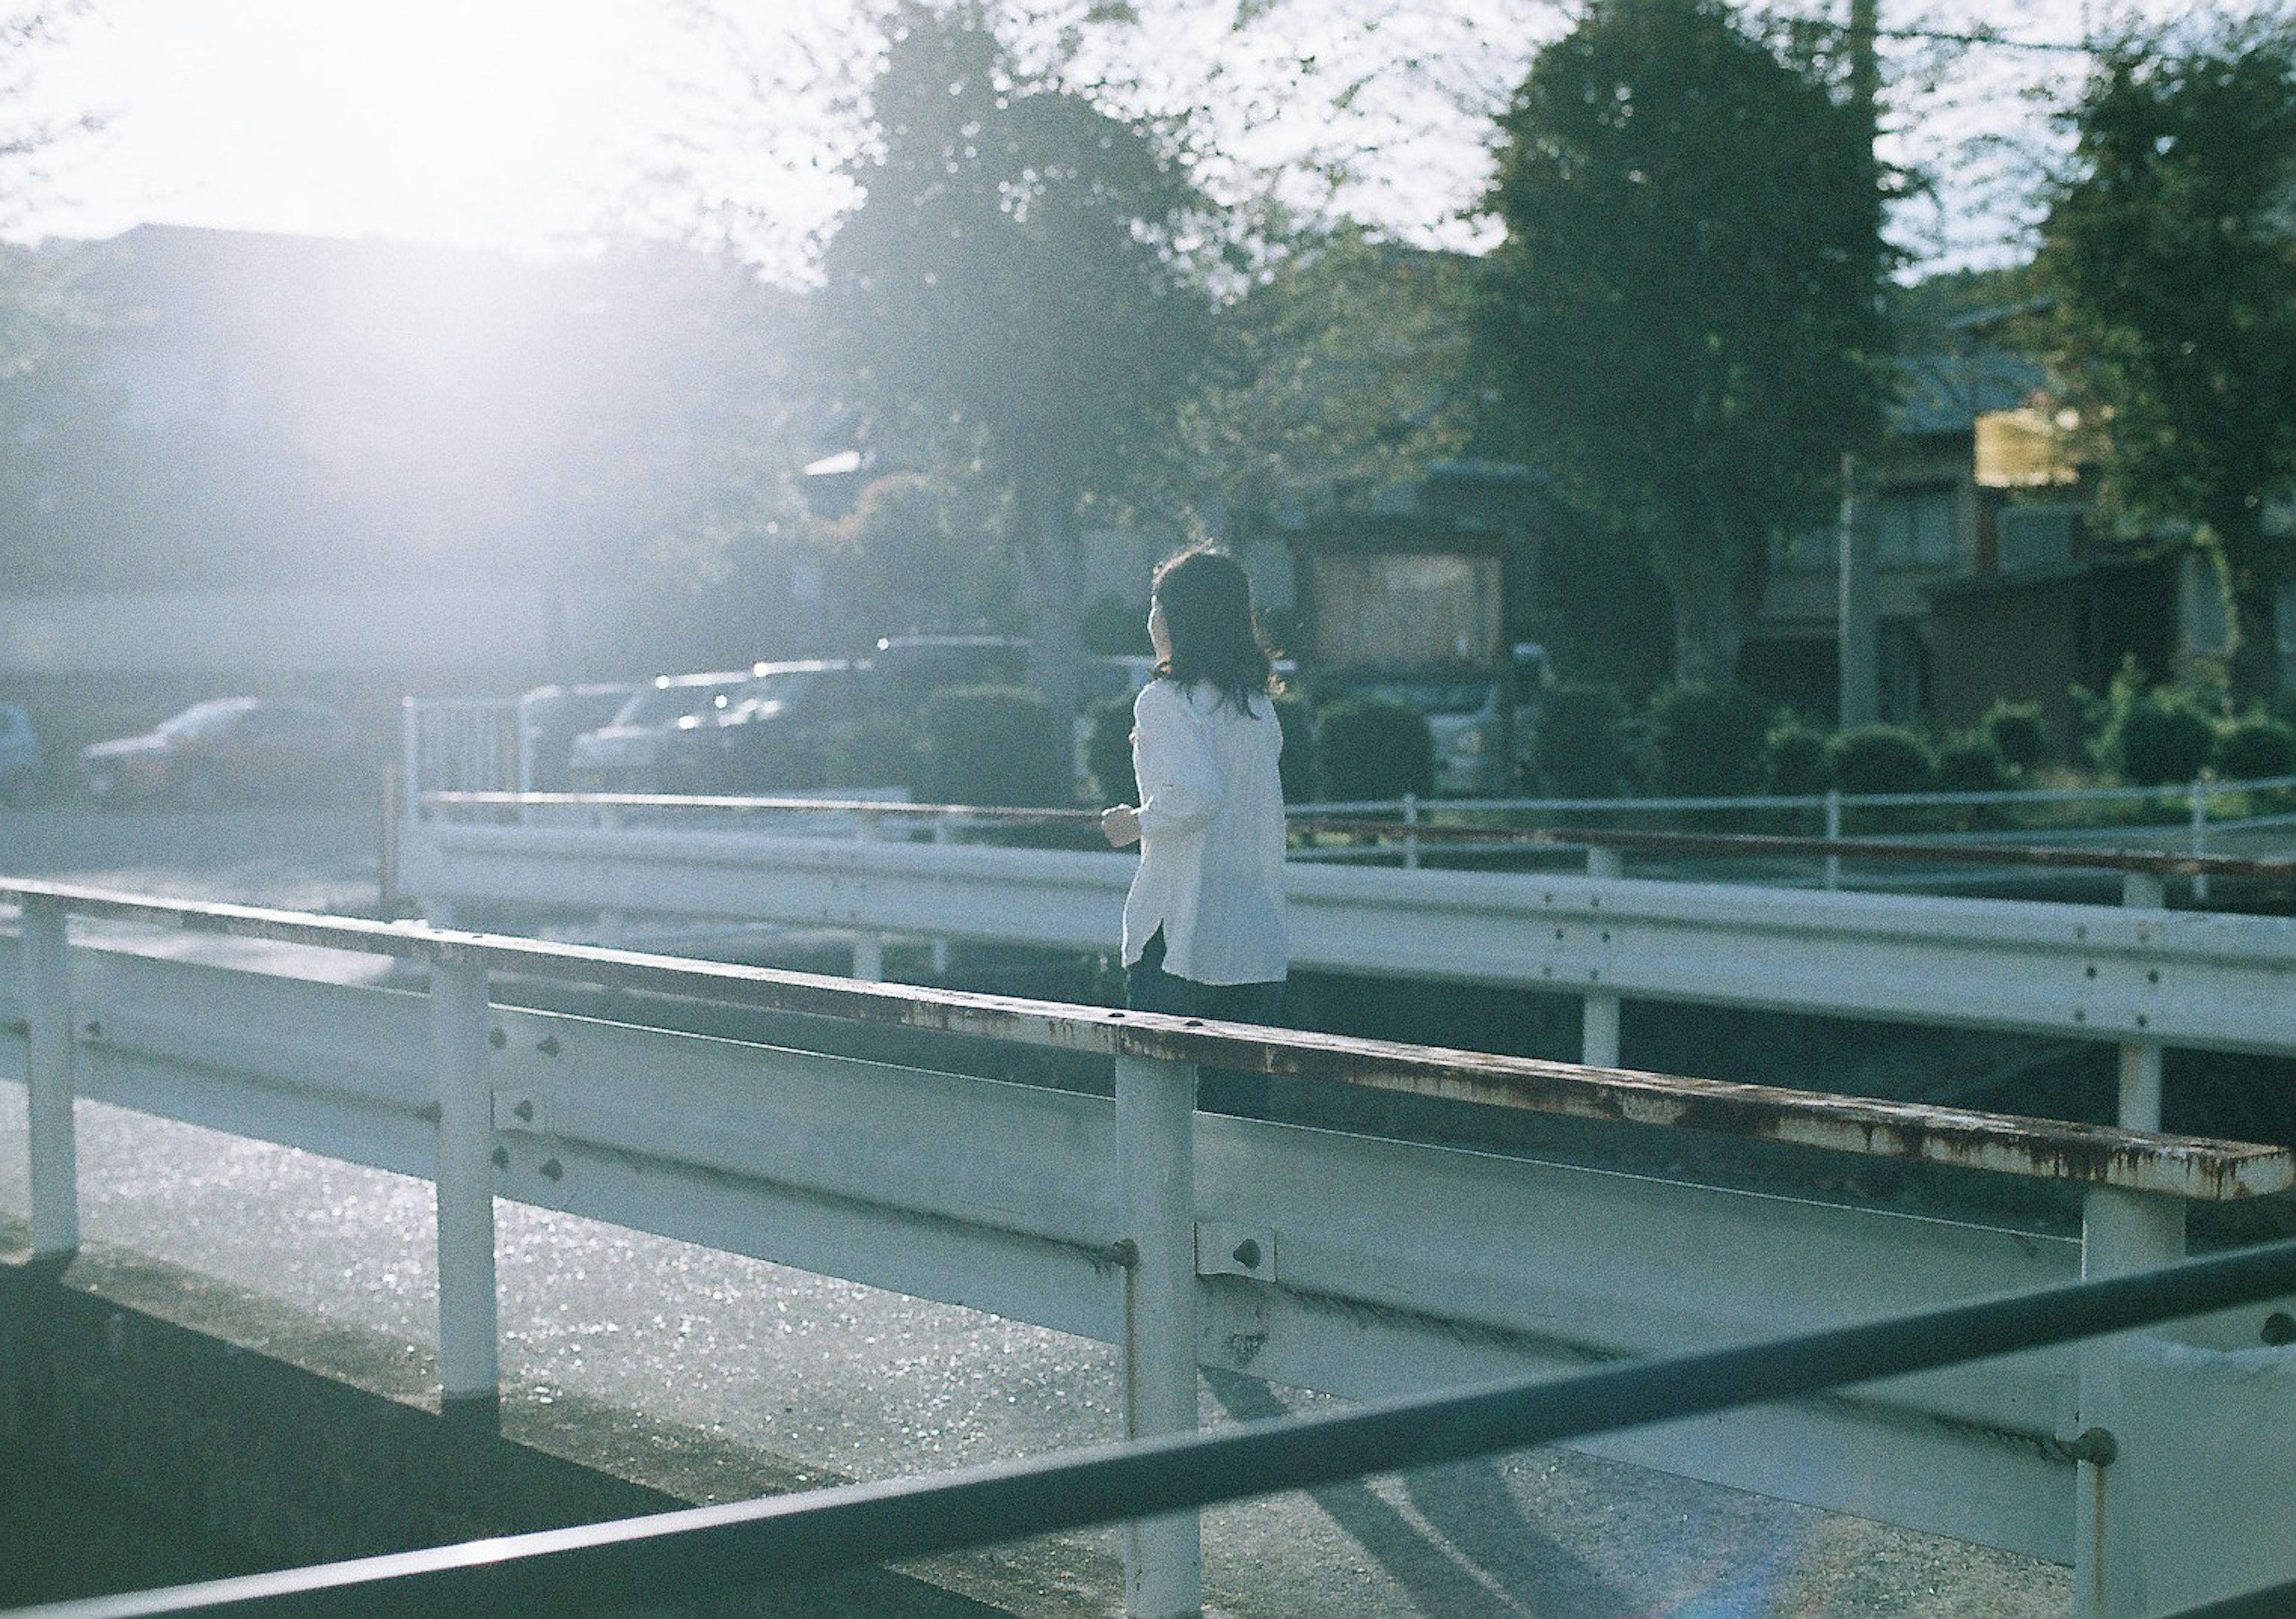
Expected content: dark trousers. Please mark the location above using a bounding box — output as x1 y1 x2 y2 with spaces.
1125 928 1284 1025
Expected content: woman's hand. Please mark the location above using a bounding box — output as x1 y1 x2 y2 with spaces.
1100 804 1141 848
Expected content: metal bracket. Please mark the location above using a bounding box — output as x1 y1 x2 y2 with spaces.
1196 1221 1277 1282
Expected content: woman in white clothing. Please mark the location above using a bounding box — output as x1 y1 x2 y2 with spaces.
1099 545 1288 1023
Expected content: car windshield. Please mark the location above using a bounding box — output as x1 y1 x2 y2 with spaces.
157 699 252 738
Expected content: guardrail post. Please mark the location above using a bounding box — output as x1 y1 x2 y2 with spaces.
1115 1053 1201 1618
2190 779 2210 905
596 804 626 946
1402 795 1421 870
1823 789 1842 891
401 695 423 820
22 896 79 1262
2075 1182 2186 1619
929 816 951 977
429 953 500 1426
2118 872 2166 1132
1582 847 1622 1067
852 811 885 982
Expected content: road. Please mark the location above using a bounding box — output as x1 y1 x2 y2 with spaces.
0 809 2071 1617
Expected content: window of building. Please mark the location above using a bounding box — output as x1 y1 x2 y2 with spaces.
1873 487 1959 570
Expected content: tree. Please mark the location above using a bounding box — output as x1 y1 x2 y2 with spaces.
1473 0 1894 685
2034 11 2296 705
814 2 1219 719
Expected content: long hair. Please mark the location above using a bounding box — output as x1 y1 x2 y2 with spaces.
1152 544 1276 715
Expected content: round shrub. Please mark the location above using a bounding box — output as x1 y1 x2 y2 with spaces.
1647 683 1772 796
2217 714 2296 783
1314 695 1434 802
1935 733 2012 795
1828 725 1938 796
917 684 1071 807
1083 694 1137 803
1980 700 2049 773
1272 691 1318 804
2112 691 2218 786
1533 684 1629 797
1763 719 1831 795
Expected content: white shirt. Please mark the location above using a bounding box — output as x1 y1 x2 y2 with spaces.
1122 677 1289 985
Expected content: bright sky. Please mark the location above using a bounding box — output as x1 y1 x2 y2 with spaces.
14 0 2223 278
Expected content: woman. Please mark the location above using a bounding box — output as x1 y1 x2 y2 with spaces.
1100 544 1287 1023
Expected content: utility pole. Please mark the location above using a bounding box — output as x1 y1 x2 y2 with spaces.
1836 0 1882 728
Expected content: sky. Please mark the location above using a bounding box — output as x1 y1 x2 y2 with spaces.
11 0 2228 280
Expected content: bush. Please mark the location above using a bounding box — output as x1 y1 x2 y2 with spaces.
1314 694 1434 802
1646 683 1772 796
1763 718 1832 795
1083 694 1137 802
2114 692 2218 786
1272 691 1318 804
1979 701 2050 772
1935 732 2012 795
1828 725 1938 796
1533 684 1630 796
917 685 1071 806
2217 714 2296 783
824 713 921 792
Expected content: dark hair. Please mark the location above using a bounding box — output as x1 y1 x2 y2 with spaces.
1152 544 1275 715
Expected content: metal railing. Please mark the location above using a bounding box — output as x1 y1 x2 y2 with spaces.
17 1237 2296 1619
8 878 2296 1616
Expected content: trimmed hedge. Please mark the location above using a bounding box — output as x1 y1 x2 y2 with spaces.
1763 719 1831 795
1936 733 2013 795
1273 691 1318 804
1315 695 1434 801
1084 694 1137 803
1829 725 1938 795
1647 683 1772 796
917 684 1071 807
2218 714 2296 782
1980 700 2049 772
1534 685 1630 797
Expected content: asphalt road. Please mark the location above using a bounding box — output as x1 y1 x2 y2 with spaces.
0 810 2072 1617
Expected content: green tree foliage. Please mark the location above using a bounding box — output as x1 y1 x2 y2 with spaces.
1176 221 1471 536
816 2 1219 719
2034 11 2296 705
1534 684 1631 797
1980 700 2051 774
1474 0 1892 685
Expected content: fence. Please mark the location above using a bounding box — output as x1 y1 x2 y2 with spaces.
397 799 2296 1148
6 879 2296 1615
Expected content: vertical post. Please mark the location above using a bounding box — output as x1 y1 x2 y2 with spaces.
1824 789 1843 892
852 810 884 982
401 695 423 822
1582 847 1622 1068
429 953 499 1425
596 804 625 947
2118 871 2165 1132
929 815 951 978
22 897 79 1262
1116 1053 1201 1619
1401 795 1421 870
2189 780 2210 905
2076 1182 2185 1619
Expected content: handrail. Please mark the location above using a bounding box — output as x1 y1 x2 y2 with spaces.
412 790 2296 881
5 878 2289 1199
20 1238 2296 1619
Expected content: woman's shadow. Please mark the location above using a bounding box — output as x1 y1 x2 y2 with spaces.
1202 1367 1641 1618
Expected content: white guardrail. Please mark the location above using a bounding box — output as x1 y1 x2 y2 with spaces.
4 885 2295 1618
397 814 2296 1142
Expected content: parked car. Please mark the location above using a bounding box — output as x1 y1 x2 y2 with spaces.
871 634 1030 694
660 660 891 796
517 681 640 793
80 697 358 807
0 703 41 805
566 671 750 793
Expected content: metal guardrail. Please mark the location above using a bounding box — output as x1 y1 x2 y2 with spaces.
413 789 2296 882
7 877 2282 1199
17 1236 2296 1619
10 881 2296 1614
